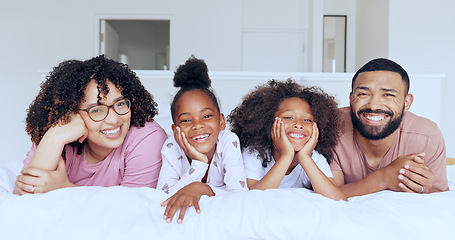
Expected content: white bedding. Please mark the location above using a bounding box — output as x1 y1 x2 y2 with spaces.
1 160 454 240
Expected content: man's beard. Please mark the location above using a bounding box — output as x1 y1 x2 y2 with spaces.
350 106 404 140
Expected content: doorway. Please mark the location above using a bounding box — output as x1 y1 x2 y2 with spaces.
322 15 346 72
99 19 170 70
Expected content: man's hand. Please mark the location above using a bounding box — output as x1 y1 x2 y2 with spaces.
397 153 435 193
380 153 421 191
382 153 433 193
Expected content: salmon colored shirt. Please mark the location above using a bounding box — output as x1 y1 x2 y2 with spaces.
23 121 167 188
330 107 448 190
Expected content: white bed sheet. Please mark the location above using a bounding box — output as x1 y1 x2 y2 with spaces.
1 159 454 240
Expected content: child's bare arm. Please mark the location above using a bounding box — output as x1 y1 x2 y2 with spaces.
296 125 346 200
298 155 346 201
248 118 294 190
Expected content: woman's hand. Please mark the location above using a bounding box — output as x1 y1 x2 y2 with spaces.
26 113 88 171
13 157 75 195
296 122 319 159
172 126 208 163
161 182 214 224
48 113 88 145
271 118 294 160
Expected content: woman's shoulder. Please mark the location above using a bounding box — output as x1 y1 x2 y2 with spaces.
127 121 167 138
131 121 166 133
123 121 167 148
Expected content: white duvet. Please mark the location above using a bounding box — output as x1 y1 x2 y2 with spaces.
1 160 454 240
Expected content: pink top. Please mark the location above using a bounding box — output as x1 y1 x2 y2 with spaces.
23 121 167 188
330 107 448 190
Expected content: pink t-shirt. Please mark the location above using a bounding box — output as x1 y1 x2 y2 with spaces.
330 107 448 190
23 121 167 188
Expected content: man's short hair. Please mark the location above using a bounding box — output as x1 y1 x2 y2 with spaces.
351 58 410 94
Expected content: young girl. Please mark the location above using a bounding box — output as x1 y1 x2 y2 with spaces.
228 79 346 201
157 56 247 223
13 55 167 195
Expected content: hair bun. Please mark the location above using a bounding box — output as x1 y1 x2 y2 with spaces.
173 55 211 89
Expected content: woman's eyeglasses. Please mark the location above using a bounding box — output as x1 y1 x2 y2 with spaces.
79 98 131 122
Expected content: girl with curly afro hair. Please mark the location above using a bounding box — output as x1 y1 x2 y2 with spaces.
157 56 247 224
14 55 167 195
228 79 346 200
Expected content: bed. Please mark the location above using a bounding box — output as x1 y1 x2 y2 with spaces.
0 159 454 240
3 71 451 239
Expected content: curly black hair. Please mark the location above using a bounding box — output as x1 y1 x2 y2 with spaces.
228 79 341 166
170 55 221 122
26 55 158 150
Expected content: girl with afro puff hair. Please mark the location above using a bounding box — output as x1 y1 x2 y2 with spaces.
14 55 167 195
157 56 247 224
228 79 346 201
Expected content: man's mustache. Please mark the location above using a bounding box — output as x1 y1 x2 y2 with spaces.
357 109 393 117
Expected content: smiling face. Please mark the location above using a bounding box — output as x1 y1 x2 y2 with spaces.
79 80 131 157
173 90 225 158
274 97 314 151
350 71 413 140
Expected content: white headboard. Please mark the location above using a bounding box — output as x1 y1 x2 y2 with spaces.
134 71 444 134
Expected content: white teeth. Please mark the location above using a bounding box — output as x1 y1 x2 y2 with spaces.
102 127 120 135
365 115 385 121
192 134 209 140
289 133 304 139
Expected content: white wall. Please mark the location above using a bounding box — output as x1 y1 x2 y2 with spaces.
241 0 311 71
323 0 357 72
355 0 389 69
388 0 455 157
0 0 453 162
0 0 244 161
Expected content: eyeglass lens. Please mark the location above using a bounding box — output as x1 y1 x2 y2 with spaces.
88 99 130 121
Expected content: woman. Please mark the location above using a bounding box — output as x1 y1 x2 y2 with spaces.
14 55 167 195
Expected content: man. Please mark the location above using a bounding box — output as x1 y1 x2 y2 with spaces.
330 58 448 197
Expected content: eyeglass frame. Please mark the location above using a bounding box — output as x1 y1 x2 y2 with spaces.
78 98 131 122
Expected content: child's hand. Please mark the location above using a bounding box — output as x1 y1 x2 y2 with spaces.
271 118 294 159
161 182 214 224
296 122 319 158
172 126 209 163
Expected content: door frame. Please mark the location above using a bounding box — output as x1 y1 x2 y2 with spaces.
94 14 174 68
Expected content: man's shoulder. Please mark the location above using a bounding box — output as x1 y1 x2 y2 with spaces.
338 107 355 135
401 111 441 136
